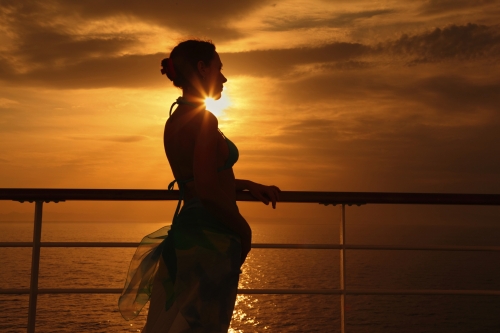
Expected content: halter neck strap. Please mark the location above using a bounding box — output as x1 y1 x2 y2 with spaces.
169 97 204 116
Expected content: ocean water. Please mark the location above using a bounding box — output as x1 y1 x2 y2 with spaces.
1 220 500 333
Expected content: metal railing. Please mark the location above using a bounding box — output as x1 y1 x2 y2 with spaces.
1 188 500 333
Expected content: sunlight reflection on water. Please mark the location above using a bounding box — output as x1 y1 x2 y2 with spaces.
1 222 500 332
230 295 259 332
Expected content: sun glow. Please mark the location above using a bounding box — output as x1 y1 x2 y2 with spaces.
205 92 231 118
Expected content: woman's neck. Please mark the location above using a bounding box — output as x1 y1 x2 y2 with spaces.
181 90 205 106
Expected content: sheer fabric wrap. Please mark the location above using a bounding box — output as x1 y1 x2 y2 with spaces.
119 204 242 331
118 225 170 320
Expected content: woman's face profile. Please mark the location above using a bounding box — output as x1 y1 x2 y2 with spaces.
202 51 227 100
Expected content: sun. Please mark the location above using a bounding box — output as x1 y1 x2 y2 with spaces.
205 91 231 117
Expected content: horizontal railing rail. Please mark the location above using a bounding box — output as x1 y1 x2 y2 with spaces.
1 188 499 333
3 288 500 296
2 241 500 252
2 188 500 205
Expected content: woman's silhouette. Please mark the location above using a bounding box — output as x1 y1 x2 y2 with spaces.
119 40 280 332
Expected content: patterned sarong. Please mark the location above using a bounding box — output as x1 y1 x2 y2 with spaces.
119 205 241 332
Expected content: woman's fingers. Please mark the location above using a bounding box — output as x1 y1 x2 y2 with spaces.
266 185 280 209
255 191 269 205
249 185 269 204
249 183 281 208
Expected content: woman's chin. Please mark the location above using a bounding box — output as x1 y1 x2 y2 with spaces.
210 93 222 101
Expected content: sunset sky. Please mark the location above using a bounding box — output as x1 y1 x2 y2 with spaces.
1 0 500 224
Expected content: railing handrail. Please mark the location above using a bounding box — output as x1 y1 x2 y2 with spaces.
2 288 500 296
1 188 500 205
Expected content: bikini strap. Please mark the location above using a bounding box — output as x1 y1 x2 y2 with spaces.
169 97 204 117
167 179 182 221
168 177 194 222
169 100 178 117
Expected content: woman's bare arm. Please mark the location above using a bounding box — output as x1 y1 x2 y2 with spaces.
235 179 281 209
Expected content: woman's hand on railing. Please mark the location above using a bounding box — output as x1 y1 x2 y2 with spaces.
240 181 281 209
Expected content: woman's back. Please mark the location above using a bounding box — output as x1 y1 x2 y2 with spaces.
164 105 236 203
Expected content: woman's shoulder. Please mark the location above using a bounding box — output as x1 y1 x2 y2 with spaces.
165 109 218 139
200 109 219 128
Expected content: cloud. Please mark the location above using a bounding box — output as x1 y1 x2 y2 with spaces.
68 135 149 143
1 0 269 44
419 0 496 15
0 0 268 87
231 23 500 77
1 21 499 91
58 0 268 40
0 97 19 107
379 23 500 63
396 75 500 113
1 2 138 67
1 53 166 88
222 42 370 77
263 108 500 192
263 9 396 31
277 64 500 117
0 42 370 88
0 1 146 81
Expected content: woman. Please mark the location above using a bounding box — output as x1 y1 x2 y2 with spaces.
119 40 280 333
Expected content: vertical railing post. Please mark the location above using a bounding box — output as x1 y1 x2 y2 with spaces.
27 200 43 333
340 204 346 333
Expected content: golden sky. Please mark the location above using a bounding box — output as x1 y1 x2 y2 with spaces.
1 0 500 223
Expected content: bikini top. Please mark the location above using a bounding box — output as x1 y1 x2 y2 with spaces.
167 97 239 221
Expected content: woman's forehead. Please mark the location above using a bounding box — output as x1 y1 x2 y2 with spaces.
212 52 222 65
